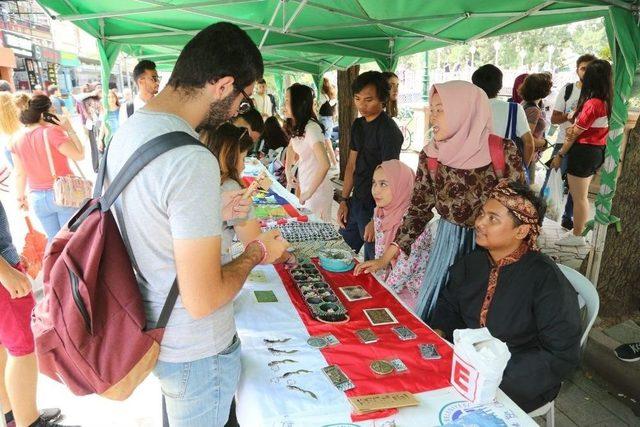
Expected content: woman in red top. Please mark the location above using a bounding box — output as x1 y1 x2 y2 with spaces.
551 59 612 246
11 95 85 241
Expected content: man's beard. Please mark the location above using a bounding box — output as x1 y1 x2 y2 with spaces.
197 93 236 131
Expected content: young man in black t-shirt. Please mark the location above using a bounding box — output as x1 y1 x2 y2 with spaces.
337 71 403 260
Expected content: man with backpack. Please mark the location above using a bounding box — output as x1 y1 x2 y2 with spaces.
472 64 535 168
119 60 160 124
107 23 290 426
252 79 276 119
31 22 289 427
551 54 597 230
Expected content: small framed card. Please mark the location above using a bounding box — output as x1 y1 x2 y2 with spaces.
254 290 278 303
339 285 372 302
322 365 355 391
355 328 378 344
419 343 442 360
392 325 417 341
363 308 398 326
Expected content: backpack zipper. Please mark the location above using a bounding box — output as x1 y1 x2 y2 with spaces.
66 265 92 334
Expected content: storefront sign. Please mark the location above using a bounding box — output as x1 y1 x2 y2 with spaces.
3 32 33 58
60 51 81 67
25 59 40 89
47 63 58 85
33 45 60 63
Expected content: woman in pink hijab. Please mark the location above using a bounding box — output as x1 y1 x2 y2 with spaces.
356 81 524 319
365 160 431 309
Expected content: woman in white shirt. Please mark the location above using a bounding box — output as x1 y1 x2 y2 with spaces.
318 77 338 168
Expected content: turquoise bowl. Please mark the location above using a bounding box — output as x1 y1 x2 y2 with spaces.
318 249 354 272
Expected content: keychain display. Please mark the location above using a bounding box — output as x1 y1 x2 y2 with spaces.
264 221 342 243
287 262 349 323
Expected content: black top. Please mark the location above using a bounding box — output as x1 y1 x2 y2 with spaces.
349 111 403 208
431 249 581 412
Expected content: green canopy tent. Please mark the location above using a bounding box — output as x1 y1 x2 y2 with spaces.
37 0 640 288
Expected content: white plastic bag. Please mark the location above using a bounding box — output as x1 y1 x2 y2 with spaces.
451 328 511 404
543 168 564 222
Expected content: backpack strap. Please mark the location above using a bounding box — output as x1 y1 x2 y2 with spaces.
506 102 518 140
426 136 505 180
126 101 135 118
488 134 506 179
563 83 574 102
100 131 203 331
99 131 202 212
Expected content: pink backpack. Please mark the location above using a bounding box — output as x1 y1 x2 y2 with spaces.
31 132 201 400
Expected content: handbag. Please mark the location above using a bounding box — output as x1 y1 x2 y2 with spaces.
44 128 93 208
20 216 47 279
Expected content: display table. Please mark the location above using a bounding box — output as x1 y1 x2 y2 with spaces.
235 265 536 426
235 159 536 426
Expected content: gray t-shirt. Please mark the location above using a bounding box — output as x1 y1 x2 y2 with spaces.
105 109 235 363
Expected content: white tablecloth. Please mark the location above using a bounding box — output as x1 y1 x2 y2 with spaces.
234 265 537 427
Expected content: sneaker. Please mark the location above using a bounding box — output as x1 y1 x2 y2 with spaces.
40 409 62 423
561 217 574 230
614 342 640 362
30 417 79 427
556 232 586 247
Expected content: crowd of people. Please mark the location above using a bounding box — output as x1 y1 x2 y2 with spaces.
0 18 620 427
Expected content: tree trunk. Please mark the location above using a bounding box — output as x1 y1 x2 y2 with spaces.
337 65 359 180
586 117 640 317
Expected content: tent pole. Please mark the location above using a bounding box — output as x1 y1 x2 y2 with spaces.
585 6 640 286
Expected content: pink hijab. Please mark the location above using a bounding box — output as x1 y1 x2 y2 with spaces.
374 160 416 251
425 81 493 169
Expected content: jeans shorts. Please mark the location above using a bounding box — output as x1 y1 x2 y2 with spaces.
154 335 242 427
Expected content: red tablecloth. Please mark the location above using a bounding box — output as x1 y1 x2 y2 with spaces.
275 260 453 419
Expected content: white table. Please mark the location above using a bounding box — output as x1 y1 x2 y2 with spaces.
234 265 537 427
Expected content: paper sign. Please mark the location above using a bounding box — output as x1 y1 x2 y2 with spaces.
451 353 479 402
348 391 419 413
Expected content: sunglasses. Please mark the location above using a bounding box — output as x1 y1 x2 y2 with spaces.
236 86 254 115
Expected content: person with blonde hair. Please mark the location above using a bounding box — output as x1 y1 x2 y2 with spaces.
0 93 23 167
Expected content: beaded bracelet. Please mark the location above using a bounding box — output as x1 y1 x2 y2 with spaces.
248 239 268 264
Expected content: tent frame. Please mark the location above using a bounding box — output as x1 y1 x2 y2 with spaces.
40 0 640 288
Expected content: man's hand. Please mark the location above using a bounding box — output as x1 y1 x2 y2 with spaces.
0 266 32 299
363 220 375 243
255 229 290 264
337 201 348 228
221 189 252 221
354 258 389 276
550 155 562 170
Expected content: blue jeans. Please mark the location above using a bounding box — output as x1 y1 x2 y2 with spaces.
339 197 375 261
155 336 242 427
30 189 77 241
551 144 573 222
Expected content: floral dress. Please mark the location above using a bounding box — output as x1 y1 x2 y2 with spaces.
374 216 433 311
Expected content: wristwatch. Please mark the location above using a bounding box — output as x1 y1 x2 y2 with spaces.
338 195 350 203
